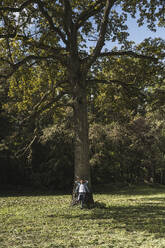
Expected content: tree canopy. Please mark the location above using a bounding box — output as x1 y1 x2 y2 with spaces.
0 0 165 192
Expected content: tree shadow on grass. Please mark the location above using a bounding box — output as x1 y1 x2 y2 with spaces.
52 199 165 238
0 188 71 197
1 184 165 197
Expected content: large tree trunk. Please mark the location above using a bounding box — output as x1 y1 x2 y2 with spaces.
72 83 94 206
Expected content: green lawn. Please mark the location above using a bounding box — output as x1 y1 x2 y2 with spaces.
1 185 165 248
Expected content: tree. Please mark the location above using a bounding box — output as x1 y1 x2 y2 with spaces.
0 0 164 203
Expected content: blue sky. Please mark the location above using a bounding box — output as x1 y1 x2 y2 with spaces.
87 17 164 51
127 18 165 44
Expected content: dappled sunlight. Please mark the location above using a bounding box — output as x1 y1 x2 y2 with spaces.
1 186 165 247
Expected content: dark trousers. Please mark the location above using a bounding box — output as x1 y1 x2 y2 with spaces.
79 193 86 208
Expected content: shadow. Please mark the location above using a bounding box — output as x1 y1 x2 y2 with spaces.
2 185 165 237
51 200 165 238
0 187 71 198
1 184 165 197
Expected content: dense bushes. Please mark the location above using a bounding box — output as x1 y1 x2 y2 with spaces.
29 124 74 190
1 118 164 191
89 118 165 186
24 118 165 190
1 114 165 190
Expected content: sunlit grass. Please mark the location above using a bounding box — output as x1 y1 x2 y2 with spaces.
1 185 165 247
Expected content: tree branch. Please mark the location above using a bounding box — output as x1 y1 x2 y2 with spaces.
87 78 138 97
0 0 35 12
36 0 68 46
75 0 104 29
0 57 14 66
0 0 68 47
59 0 79 56
0 30 17 39
22 39 67 56
87 79 124 85
86 0 116 68
32 79 69 112
16 134 37 157
0 55 67 81
17 53 61 65
62 0 73 36
22 90 68 125
1 13 14 62
6 34 68 59
0 12 17 39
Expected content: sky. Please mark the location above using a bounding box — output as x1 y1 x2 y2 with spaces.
87 16 165 51
127 18 165 44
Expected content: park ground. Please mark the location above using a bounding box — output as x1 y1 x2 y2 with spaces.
1 185 165 248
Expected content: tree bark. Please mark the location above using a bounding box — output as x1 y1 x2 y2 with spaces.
71 83 94 206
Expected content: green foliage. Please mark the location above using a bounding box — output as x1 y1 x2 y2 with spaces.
30 123 74 190
89 122 119 184
89 115 165 185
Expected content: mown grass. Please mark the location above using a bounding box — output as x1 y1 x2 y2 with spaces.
1 185 165 248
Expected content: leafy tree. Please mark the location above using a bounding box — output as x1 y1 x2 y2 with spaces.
0 0 164 202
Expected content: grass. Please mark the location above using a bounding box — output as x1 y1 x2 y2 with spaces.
1 185 165 247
